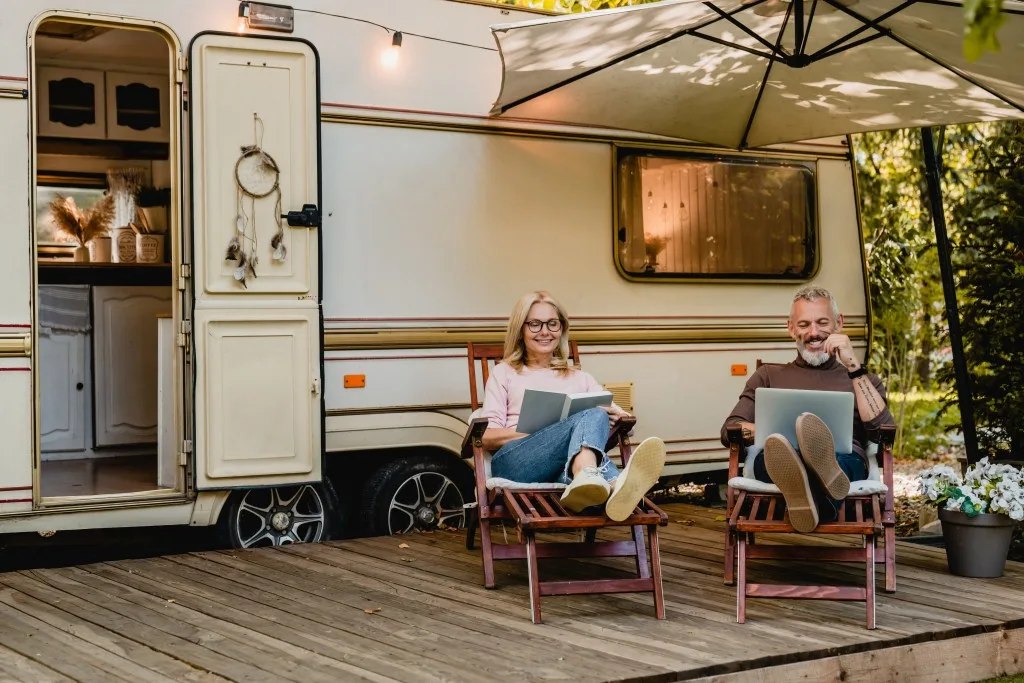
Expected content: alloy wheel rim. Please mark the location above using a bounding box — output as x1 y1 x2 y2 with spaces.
233 485 326 548
387 472 466 534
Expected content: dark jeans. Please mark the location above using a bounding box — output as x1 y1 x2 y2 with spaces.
752 449 867 522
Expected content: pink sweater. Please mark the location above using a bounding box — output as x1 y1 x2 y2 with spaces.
480 362 605 430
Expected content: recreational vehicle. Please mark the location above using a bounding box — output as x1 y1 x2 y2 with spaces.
0 0 870 547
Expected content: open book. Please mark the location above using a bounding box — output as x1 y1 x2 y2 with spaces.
516 389 613 434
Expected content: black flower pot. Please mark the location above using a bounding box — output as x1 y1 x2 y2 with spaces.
939 508 1014 578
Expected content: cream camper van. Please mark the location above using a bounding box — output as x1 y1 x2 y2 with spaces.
0 0 870 547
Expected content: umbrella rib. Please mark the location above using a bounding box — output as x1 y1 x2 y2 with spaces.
492 0 774 116
810 0 916 61
822 0 1024 114
739 0 796 149
798 0 819 56
706 2 784 54
813 31 886 61
690 31 781 61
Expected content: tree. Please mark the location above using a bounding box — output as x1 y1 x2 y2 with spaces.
943 121 1024 459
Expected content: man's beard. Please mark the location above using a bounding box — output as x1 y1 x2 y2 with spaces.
796 338 830 366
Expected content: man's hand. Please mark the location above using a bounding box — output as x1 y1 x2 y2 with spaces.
602 404 632 428
730 421 755 444
823 333 860 371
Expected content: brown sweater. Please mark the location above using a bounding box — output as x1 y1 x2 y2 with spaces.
720 355 895 463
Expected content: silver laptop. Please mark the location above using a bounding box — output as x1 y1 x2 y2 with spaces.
753 388 855 454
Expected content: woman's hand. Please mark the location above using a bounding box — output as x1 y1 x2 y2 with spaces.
601 404 632 427
482 428 528 452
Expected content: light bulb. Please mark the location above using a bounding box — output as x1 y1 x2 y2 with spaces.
380 31 402 69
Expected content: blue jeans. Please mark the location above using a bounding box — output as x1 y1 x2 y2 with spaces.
752 448 867 522
491 407 620 484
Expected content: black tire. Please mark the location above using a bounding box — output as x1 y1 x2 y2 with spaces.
217 478 343 549
361 453 473 536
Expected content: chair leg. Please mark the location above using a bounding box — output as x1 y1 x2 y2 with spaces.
649 525 666 620
632 525 650 579
479 517 496 589
526 531 542 624
465 507 479 550
724 528 736 585
866 536 877 630
884 524 896 593
584 528 597 543
737 533 747 624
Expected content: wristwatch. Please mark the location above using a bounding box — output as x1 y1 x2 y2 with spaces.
848 365 868 379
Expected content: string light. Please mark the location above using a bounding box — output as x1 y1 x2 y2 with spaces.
291 7 497 52
380 31 402 69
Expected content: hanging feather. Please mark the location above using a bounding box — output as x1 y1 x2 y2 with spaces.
271 230 287 261
234 250 248 288
225 235 241 261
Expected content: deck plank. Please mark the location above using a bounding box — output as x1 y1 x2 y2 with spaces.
2 502 1024 683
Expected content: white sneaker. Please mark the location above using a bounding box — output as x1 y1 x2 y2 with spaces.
560 467 611 513
605 437 666 521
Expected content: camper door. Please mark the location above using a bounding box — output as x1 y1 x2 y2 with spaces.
188 34 323 490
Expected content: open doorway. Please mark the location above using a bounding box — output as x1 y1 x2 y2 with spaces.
33 18 181 500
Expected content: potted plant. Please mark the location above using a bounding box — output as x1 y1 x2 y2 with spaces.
918 457 1024 577
48 194 114 262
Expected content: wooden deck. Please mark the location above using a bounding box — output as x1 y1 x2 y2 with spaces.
2 502 1024 683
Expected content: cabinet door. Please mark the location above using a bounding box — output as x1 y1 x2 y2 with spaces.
36 66 106 139
93 286 172 446
105 71 168 142
39 330 87 452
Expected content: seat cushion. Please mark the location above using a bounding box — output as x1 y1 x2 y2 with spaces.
734 441 886 494
486 477 566 491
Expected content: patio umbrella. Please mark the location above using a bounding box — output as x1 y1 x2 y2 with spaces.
488 0 1024 149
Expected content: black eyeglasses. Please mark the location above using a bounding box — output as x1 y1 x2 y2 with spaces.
524 318 562 333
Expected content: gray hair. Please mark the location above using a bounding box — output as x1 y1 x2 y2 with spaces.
791 285 840 320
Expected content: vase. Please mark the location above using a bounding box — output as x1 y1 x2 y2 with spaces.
88 236 111 262
112 226 136 263
73 245 90 263
140 206 168 233
938 508 1015 577
135 233 165 264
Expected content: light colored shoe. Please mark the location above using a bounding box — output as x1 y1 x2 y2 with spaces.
560 467 611 513
605 437 666 522
795 412 850 500
764 434 818 533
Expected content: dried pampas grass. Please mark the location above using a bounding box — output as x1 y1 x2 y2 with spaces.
49 194 114 247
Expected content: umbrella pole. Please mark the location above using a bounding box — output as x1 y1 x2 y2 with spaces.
920 126 980 465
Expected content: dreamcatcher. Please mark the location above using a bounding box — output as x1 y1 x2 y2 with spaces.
226 113 287 287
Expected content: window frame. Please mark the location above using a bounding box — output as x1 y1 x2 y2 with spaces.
612 146 820 283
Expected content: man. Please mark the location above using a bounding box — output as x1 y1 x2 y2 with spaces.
721 285 895 532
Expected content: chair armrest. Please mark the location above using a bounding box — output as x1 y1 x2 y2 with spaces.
877 424 896 522
605 416 637 454
726 426 745 480
461 418 489 460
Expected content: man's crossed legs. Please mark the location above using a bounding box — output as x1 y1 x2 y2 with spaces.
752 413 867 532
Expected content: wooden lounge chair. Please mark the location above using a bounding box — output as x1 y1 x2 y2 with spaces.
462 341 668 624
722 375 896 629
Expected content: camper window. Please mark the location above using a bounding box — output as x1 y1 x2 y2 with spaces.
616 152 816 280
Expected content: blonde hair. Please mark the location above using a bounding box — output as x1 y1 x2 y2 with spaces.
503 290 573 376
791 285 840 321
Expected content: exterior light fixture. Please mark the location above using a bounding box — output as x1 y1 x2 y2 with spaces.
381 31 402 69
237 2 295 33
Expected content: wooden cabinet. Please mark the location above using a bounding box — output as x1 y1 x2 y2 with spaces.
35 67 168 142
36 66 106 139
38 329 90 452
105 71 168 142
93 286 172 446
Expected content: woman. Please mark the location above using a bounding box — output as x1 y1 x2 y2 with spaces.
480 291 666 521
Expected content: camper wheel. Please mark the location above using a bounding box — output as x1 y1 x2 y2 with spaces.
361 453 473 536
218 479 341 549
